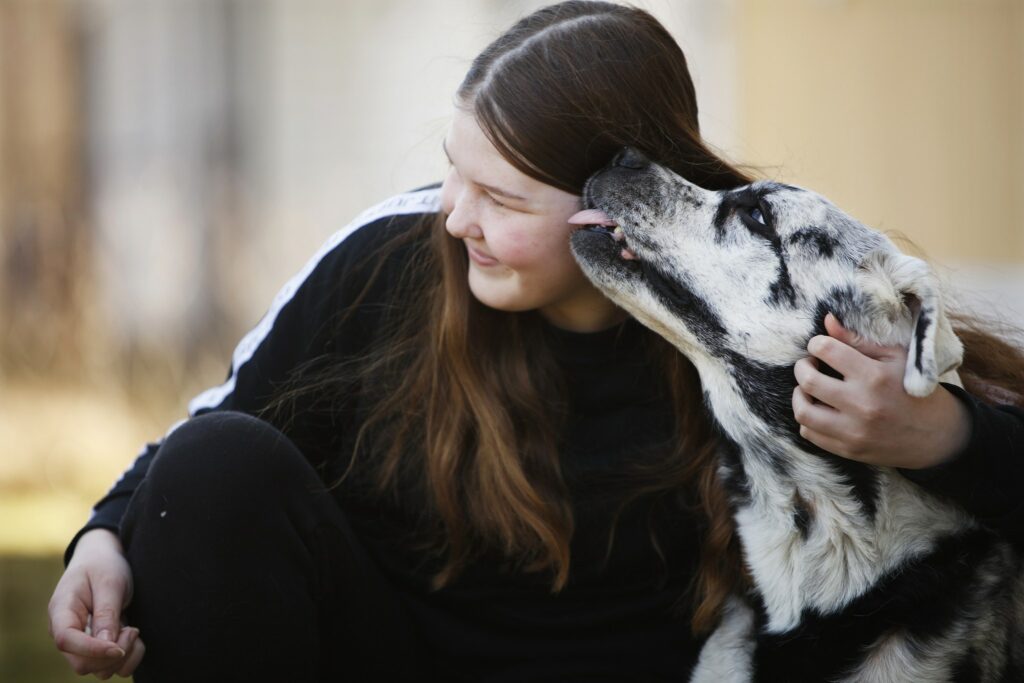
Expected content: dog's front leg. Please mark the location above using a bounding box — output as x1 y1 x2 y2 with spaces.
689 596 756 683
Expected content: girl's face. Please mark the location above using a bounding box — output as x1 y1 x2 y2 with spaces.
440 109 625 332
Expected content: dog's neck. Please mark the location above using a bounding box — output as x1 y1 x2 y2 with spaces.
692 355 973 634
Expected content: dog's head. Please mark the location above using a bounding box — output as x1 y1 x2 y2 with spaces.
569 148 962 397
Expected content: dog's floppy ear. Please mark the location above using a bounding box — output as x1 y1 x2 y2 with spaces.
855 249 963 397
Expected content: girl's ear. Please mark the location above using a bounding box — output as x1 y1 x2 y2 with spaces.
855 249 964 397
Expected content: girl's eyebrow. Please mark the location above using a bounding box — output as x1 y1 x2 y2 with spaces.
442 139 528 202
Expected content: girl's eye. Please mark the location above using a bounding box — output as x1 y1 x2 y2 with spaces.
487 194 507 209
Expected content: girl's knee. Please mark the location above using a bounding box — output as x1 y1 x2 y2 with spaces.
147 411 314 503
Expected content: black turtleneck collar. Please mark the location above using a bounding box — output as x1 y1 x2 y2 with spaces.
542 315 647 366
540 316 674 473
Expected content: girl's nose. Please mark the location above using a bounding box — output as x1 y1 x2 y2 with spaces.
443 192 483 240
445 210 483 240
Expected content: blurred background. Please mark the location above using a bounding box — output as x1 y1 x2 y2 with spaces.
1 0 1021 679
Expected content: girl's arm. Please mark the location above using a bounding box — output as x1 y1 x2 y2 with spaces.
51 191 438 679
62 192 438 567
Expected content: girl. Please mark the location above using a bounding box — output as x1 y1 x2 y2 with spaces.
48 2 1024 680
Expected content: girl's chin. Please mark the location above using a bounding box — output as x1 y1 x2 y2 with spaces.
468 288 535 313
467 274 536 313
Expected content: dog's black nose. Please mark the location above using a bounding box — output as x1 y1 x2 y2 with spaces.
613 147 649 170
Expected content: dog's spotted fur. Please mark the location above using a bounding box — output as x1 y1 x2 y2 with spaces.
570 151 1024 682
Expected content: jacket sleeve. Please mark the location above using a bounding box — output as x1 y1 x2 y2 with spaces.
63 189 440 566
900 383 1024 547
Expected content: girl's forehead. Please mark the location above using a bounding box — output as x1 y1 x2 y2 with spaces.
446 112 506 162
445 109 575 202
446 111 523 180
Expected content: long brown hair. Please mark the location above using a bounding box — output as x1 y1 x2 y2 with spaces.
264 0 1024 636
259 0 753 631
434 1 755 603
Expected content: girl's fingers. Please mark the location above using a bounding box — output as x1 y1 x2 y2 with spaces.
792 385 840 433
806 334 875 380
93 627 140 679
89 574 127 647
117 635 146 677
52 603 126 676
793 356 848 410
49 576 125 662
823 313 893 360
53 622 126 660
796 424 851 459
794 386 880 462
809 313 906 382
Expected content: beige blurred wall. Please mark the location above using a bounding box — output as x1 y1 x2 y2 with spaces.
215 0 735 328
734 0 1023 266
4 0 1022 374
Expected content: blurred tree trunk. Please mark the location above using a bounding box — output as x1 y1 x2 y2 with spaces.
0 0 90 380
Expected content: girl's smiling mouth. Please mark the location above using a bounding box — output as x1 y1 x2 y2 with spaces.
466 243 500 267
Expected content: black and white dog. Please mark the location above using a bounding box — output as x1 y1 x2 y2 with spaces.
569 148 1024 682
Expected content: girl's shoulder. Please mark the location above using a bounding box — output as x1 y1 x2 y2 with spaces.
291 184 441 300
317 184 442 271
228 185 441 371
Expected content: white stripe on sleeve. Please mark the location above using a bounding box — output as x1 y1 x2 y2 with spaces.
188 187 441 415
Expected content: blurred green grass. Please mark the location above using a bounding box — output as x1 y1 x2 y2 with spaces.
1 554 82 683
0 377 199 682
0 377 201 555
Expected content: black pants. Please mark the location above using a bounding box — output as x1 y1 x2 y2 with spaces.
121 411 429 682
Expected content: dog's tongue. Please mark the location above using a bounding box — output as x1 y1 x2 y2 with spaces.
568 209 616 226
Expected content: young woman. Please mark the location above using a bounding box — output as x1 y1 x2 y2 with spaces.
48 2 1024 680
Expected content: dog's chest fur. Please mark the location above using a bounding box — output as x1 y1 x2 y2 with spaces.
691 357 1021 682
708 385 969 631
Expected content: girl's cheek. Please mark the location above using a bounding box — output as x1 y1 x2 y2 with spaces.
496 246 533 269
487 231 535 267
489 218 569 268
512 232 574 270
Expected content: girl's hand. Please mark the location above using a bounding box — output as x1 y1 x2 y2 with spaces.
48 529 146 679
792 313 972 470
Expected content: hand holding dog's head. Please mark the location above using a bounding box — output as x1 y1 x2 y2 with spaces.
853 249 963 396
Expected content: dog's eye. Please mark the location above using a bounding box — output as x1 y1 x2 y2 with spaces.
737 202 775 241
